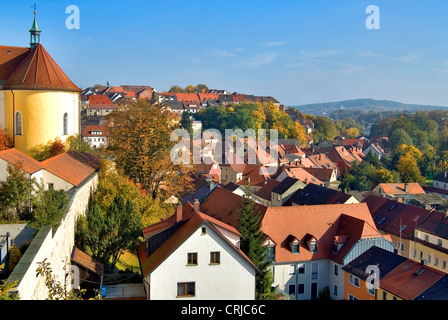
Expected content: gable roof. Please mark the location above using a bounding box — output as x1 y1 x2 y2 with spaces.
289 183 354 206
376 183 426 195
261 203 386 264
277 166 323 185
342 246 407 281
199 187 268 228
362 194 432 239
3 43 81 92
254 180 281 200
41 152 96 186
380 259 445 300
71 247 104 276
0 148 43 175
271 177 301 195
138 202 257 277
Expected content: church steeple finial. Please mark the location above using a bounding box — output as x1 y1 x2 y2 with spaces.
29 3 41 50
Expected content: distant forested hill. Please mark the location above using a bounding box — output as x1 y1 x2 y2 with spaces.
291 99 448 121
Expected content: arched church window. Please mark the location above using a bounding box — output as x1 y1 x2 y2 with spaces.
15 112 23 135
63 113 68 135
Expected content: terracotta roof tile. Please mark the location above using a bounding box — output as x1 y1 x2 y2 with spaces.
71 247 104 276
0 45 30 81
0 148 42 174
41 152 95 186
3 44 81 92
261 203 385 264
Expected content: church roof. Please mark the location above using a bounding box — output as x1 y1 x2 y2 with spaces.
2 43 81 92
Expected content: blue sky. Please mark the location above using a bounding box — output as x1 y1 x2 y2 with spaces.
2 0 448 106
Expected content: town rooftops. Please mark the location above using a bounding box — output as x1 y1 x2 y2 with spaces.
362 194 432 239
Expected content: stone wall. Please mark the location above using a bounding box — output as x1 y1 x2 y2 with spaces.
7 171 99 300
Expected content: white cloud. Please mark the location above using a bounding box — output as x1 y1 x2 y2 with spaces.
239 52 280 68
262 41 289 48
393 52 420 63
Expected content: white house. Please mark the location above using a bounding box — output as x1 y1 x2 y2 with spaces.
138 201 258 300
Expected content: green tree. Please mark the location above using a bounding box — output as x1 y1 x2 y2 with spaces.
388 128 413 151
66 134 93 153
0 163 35 221
180 111 193 136
237 195 275 300
108 99 194 201
82 195 142 269
32 184 68 229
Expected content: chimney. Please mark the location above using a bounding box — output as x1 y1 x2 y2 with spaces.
194 199 200 211
404 183 408 192
176 202 183 222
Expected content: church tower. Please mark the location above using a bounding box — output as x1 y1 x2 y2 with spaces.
0 10 81 155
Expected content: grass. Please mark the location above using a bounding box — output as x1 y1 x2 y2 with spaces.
115 250 140 272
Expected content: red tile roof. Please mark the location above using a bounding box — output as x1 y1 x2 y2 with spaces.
200 187 268 228
71 248 104 276
0 46 30 81
380 260 445 300
82 125 108 137
3 44 81 92
261 203 385 264
377 183 425 195
41 152 96 186
0 148 42 174
89 95 113 105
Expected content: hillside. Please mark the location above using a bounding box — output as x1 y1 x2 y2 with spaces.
290 99 448 119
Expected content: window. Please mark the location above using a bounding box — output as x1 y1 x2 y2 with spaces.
201 227 206 235
443 260 447 270
267 246 275 262
311 262 318 280
297 283 305 294
187 253 197 265
288 284 295 296
438 239 443 246
382 291 388 300
289 265 296 275
177 282 195 297
47 183 54 190
210 252 220 264
298 264 305 274
292 243 299 254
425 234 429 242
15 112 22 135
63 113 68 135
435 257 439 267
333 284 338 297
367 283 375 296
349 274 360 288
397 241 405 252
309 240 318 253
348 294 359 300
334 264 338 276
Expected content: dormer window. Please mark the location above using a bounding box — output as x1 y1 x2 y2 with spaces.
288 236 300 254
309 239 318 253
333 236 348 253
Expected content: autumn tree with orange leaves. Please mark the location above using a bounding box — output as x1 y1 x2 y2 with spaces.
107 100 195 202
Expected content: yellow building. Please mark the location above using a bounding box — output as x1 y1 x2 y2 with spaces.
0 12 81 155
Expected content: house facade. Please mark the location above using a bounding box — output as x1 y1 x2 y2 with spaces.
138 202 258 300
260 204 395 300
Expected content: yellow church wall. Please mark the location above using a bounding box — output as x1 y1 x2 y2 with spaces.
2 90 80 155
